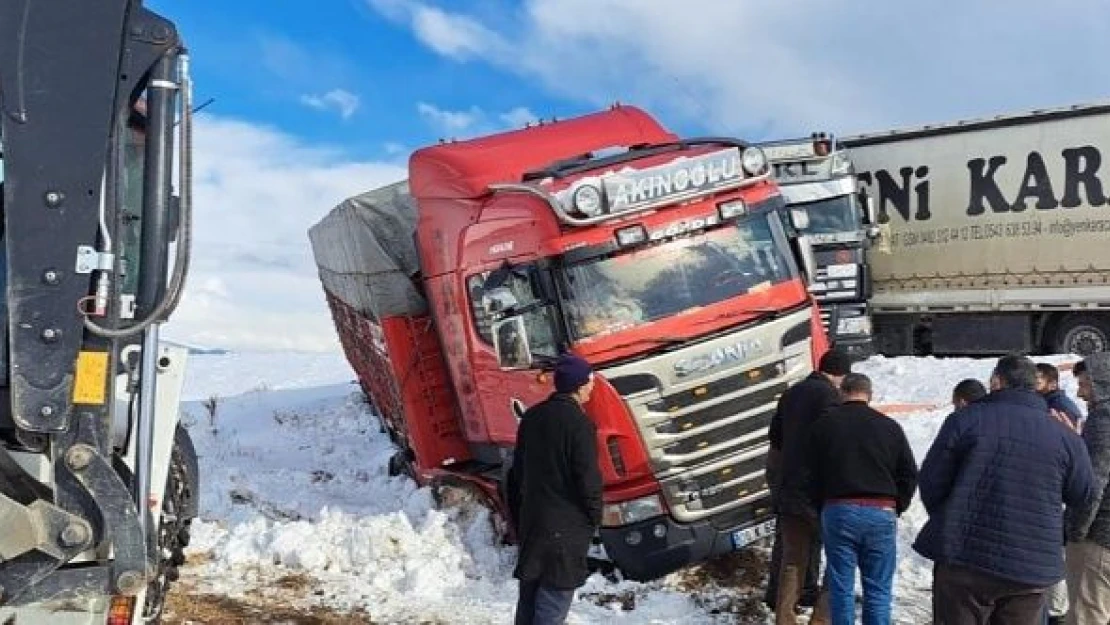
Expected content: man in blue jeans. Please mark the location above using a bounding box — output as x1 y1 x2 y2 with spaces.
806 373 919 624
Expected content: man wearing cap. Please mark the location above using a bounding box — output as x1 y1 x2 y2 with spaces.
508 353 604 625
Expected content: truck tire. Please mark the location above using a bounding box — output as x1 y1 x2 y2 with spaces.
142 426 199 622
430 476 510 543
1051 314 1110 356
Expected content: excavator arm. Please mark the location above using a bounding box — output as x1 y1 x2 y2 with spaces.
0 0 196 619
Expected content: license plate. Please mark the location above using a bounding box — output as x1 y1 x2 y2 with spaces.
731 518 776 549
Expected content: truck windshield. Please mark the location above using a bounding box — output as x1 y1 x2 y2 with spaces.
560 213 794 340
790 195 861 235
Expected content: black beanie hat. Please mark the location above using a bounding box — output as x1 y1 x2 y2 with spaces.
818 348 852 376
554 354 593 393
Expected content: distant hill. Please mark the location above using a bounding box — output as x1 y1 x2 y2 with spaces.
161 338 230 355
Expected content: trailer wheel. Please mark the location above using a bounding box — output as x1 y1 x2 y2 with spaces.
1051 314 1110 356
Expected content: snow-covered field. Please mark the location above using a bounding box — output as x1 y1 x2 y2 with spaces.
169 350 1081 624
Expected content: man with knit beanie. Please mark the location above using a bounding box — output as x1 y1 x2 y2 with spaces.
768 348 853 625
508 353 604 625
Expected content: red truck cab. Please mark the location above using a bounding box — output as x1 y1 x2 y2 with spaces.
312 105 829 581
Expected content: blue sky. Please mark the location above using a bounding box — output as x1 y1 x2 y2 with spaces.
149 0 596 162
145 0 1110 351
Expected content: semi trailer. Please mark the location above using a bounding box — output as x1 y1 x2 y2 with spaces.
843 101 1110 357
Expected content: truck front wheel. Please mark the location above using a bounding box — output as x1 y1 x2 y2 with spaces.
1051 314 1110 356
430 475 511 544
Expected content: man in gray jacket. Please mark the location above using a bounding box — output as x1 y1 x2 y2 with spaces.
1065 353 1110 624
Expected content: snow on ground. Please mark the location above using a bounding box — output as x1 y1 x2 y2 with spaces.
172 350 1084 624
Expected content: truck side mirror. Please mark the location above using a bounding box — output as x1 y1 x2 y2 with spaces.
866 225 882 240
858 190 878 225
492 316 533 370
789 208 810 231
795 235 817 284
481 286 519 316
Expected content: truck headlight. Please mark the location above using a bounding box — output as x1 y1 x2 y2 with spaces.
572 184 604 217
826 263 858 279
783 352 808 374
837 316 872 336
741 147 768 176
718 199 748 220
602 494 665 527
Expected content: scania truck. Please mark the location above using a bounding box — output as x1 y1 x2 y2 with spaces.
309 105 829 581
762 134 879 360
842 101 1110 357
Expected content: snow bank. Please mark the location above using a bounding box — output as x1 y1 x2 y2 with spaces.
177 350 709 623
175 350 1085 624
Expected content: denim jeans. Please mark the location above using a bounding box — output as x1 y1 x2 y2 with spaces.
514 580 575 625
821 503 897 625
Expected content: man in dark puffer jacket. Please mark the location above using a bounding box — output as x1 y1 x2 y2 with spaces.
1065 352 1110 623
915 354 1094 624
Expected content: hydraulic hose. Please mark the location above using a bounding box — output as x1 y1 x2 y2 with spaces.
84 51 192 338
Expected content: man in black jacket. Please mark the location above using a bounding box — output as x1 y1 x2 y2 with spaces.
806 373 918 624
916 354 1093 624
508 353 603 625
768 348 852 625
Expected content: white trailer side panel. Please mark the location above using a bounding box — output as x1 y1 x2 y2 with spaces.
843 106 1110 312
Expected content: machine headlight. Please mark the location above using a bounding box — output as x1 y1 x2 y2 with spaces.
572 184 604 216
741 147 769 176
837 316 872 336
602 494 665 527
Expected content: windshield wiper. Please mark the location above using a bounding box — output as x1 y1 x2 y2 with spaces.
590 336 687 357
694 306 785 326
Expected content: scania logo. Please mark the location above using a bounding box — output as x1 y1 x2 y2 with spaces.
674 338 764 378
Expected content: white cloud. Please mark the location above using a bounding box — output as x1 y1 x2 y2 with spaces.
300 89 361 120
162 115 405 352
416 102 484 133
499 106 538 128
370 0 1110 139
375 1 505 60
417 102 542 137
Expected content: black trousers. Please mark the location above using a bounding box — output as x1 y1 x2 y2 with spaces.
765 516 823 607
932 563 1047 625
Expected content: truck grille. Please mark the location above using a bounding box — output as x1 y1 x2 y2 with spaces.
600 310 814 524
808 267 859 302
640 365 786 474
610 361 800 522
664 452 772 520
